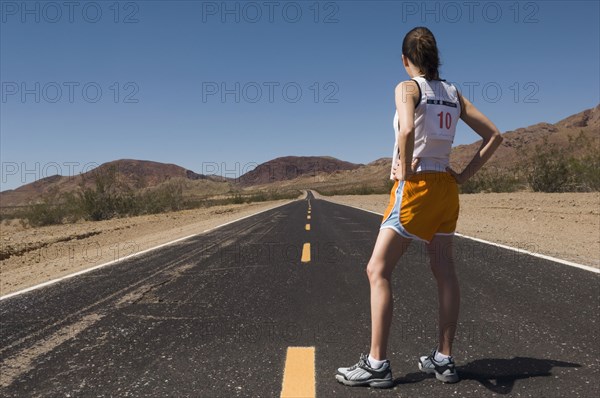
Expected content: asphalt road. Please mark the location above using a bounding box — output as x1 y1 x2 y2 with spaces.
1 191 598 397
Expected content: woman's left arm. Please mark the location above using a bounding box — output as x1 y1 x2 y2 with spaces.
393 80 418 181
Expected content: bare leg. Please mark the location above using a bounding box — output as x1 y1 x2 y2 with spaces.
426 234 460 356
366 228 412 360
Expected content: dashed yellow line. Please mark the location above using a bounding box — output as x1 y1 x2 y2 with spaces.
280 346 316 398
301 243 311 263
305 224 310 231
307 215 311 220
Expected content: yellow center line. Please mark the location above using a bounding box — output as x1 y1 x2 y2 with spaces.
307 215 311 220
280 346 316 398
301 243 310 263
305 224 310 231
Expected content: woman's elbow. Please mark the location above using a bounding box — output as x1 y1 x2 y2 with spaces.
398 127 415 137
493 131 503 143
489 131 503 147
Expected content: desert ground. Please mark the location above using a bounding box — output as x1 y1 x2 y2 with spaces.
1 190 598 296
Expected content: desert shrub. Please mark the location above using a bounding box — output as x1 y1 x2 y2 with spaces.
22 202 64 227
357 185 376 195
317 182 389 196
460 167 522 194
75 166 188 219
247 192 267 202
77 165 130 220
231 193 245 204
571 151 600 191
526 146 570 192
0 207 28 223
22 192 122 226
15 165 294 226
526 132 599 192
21 187 84 226
136 180 185 214
220 190 299 205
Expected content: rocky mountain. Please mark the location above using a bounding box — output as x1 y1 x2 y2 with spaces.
261 104 600 193
2 105 597 206
0 159 228 207
450 104 599 169
236 156 363 186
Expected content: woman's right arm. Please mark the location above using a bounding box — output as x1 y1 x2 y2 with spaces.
446 93 504 183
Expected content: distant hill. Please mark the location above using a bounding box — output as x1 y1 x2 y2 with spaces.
0 156 361 207
0 159 229 207
450 104 600 170
237 156 362 186
2 105 598 206
252 104 600 194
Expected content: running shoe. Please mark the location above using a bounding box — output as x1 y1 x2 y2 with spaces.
335 353 394 388
418 348 459 383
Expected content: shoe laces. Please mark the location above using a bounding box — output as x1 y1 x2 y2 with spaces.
348 353 370 371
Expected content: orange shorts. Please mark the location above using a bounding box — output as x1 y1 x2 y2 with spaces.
380 172 459 242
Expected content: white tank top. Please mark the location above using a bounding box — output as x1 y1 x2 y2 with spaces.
390 76 461 179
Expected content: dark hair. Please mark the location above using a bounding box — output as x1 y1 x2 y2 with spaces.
402 27 441 80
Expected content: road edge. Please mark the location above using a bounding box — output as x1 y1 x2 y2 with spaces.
312 190 599 274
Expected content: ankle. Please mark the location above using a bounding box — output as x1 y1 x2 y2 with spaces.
434 349 451 362
368 353 387 368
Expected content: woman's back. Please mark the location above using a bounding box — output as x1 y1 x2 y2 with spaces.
390 76 461 178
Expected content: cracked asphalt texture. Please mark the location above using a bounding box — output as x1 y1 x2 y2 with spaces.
1 192 597 397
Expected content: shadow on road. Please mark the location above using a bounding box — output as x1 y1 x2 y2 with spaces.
393 357 581 394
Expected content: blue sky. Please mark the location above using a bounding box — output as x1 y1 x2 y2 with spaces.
1 0 599 190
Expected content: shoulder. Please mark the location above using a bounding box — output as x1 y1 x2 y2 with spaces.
452 86 470 117
394 80 420 104
441 80 466 115
394 80 418 94
443 80 461 97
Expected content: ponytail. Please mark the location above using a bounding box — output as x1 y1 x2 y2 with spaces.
402 27 441 80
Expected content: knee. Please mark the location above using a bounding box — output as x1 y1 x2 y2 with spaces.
366 259 389 283
430 262 457 282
